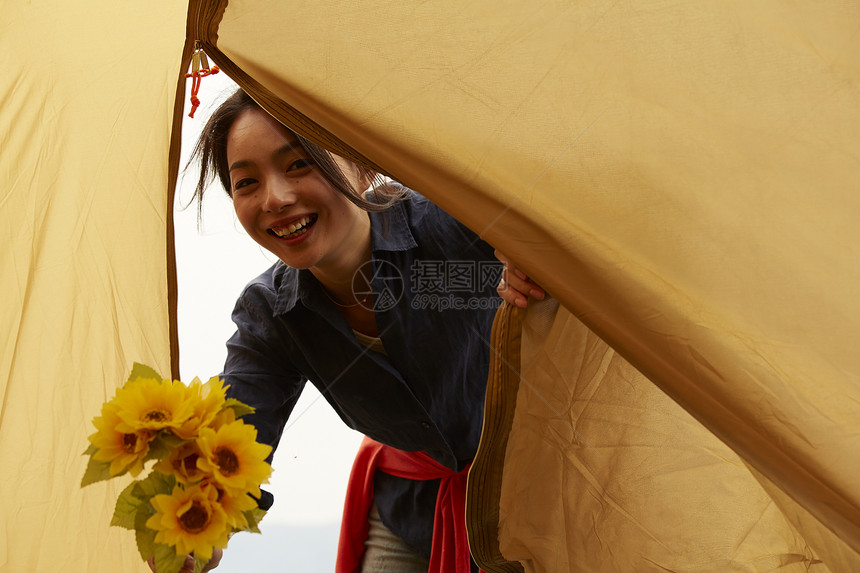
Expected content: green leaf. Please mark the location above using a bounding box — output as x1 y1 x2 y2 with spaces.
241 507 267 534
192 553 209 573
133 471 176 502
80 455 116 487
159 431 189 449
223 398 255 419
144 436 172 463
154 543 187 573
128 362 163 384
82 443 98 456
134 503 157 562
111 480 143 530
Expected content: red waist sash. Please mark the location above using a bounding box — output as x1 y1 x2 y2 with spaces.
335 437 480 573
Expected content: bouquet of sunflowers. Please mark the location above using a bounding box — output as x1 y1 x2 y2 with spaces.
82 363 272 573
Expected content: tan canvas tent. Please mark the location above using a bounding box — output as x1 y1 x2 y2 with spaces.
2 1 858 571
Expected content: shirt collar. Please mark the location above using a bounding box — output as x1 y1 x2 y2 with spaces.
271 263 299 315
272 265 332 317
369 193 418 253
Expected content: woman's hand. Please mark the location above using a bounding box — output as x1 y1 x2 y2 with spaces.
495 250 546 308
147 549 222 573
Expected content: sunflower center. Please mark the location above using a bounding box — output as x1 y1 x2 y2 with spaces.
181 453 199 474
178 501 210 534
143 409 169 422
214 447 239 476
122 433 138 453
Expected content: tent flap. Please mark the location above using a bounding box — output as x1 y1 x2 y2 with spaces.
192 1 860 565
1 0 188 570
471 299 848 572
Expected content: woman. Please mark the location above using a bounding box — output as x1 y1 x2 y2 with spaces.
168 88 543 573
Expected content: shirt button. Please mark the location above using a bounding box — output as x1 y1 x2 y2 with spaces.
421 421 431 429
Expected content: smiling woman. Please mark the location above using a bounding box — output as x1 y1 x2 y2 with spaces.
167 86 538 573
189 90 408 313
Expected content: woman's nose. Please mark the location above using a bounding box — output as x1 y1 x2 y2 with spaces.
262 179 296 213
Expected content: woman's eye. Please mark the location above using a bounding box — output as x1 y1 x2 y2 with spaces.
232 178 256 193
287 159 313 173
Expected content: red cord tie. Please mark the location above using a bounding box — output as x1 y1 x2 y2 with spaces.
185 46 219 118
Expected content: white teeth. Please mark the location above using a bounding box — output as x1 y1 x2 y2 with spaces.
273 215 313 238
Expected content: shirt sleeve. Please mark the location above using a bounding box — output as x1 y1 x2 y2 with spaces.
222 285 307 509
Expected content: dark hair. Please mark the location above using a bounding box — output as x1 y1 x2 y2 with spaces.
188 89 405 221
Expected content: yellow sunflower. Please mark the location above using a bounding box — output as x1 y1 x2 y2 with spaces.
208 404 237 430
174 376 228 439
146 483 229 562
196 420 272 497
113 377 195 433
154 440 206 485
88 402 151 477
204 481 258 529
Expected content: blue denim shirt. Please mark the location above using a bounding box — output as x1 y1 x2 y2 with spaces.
222 187 501 559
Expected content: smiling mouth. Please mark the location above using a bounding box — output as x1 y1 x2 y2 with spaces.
269 214 318 239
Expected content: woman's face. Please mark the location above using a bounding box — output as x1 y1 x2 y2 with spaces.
226 108 371 276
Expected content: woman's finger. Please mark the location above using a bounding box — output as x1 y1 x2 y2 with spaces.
493 249 508 265
503 267 544 299
495 249 546 306
498 275 529 308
